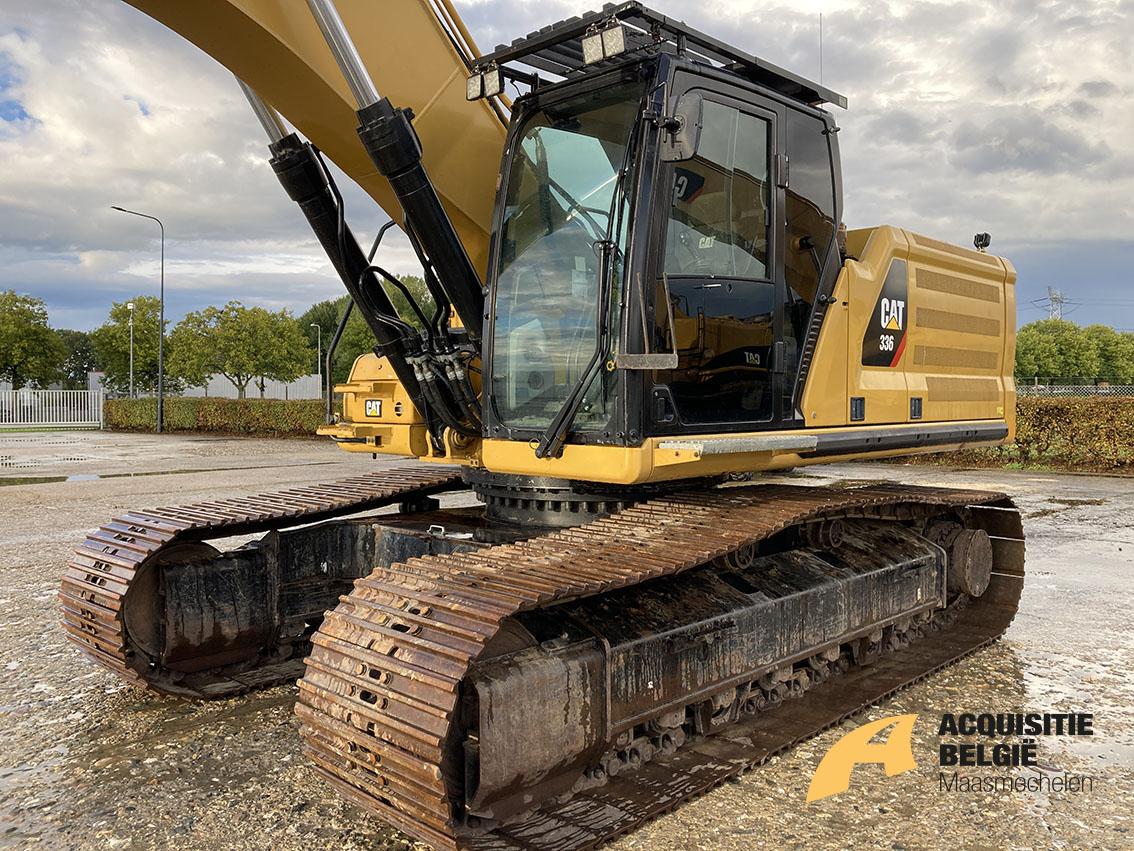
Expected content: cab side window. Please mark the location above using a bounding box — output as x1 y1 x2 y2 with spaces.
665 101 770 279
784 111 837 329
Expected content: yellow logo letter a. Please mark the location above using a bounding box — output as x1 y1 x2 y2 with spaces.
806 714 918 802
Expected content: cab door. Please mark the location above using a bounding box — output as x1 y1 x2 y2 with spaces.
649 80 789 432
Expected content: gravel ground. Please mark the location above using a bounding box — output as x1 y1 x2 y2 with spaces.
1 431 1130 850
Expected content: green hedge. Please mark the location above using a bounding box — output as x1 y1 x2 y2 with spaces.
107 395 1134 471
903 395 1134 472
105 397 326 437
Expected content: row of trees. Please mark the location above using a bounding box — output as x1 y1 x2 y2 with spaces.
0 277 433 397
0 290 317 397
5 288 1128 395
94 296 316 398
1015 320 1134 383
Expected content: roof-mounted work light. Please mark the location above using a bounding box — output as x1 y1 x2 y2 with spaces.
465 65 503 100
581 21 627 65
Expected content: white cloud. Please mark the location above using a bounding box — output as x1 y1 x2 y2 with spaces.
0 0 425 329
0 0 1131 330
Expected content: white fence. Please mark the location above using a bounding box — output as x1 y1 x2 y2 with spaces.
0 389 104 429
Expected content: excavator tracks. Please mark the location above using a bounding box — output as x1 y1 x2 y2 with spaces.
59 464 463 698
297 482 1024 851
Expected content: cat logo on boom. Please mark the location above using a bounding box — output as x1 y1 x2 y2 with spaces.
880 297 906 331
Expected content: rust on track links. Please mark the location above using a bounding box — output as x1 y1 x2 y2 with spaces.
58 471 1023 850
294 482 1024 850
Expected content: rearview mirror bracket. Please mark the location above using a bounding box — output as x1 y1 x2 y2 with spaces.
659 92 703 162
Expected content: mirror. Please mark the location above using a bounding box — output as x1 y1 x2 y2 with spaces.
659 92 703 162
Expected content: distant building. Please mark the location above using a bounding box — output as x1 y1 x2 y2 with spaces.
180 373 322 400
88 372 322 400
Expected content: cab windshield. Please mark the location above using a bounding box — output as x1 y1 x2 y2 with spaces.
490 81 642 431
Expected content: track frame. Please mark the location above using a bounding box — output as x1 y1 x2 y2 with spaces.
295 483 1024 850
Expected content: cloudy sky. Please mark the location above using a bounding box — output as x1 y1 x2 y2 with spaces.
0 0 1131 331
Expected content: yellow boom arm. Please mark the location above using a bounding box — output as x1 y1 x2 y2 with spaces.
124 0 506 273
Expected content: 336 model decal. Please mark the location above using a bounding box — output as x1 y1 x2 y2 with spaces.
862 259 909 367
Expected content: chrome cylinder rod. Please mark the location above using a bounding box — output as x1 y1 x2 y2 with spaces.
305 0 381 109
236 79 288 144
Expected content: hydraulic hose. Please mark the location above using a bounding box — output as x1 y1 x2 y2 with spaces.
306 0 485 343
267 132 429 416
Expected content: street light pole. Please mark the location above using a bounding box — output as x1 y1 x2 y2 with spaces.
111 206 165 433
309 323 323 399
127 301 135 398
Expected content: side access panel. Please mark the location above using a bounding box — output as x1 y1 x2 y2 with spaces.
802 225 1015 432
903 232 1016 426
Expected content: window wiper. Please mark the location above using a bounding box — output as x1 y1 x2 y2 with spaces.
534 238 617 458
535 117 642 459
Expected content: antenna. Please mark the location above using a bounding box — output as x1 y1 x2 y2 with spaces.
819 13 824 84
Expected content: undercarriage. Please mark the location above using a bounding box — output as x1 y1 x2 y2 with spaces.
60 464 1023 849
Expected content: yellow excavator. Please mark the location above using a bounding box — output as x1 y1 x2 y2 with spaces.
60 2 1024 848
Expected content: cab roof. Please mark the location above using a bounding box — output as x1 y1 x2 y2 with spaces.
472 1 847 110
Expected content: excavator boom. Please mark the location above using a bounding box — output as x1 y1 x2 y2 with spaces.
124 0 506 273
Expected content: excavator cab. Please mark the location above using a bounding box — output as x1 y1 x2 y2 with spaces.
476 21 846 459
297 1 1010 491
272 0 856 474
